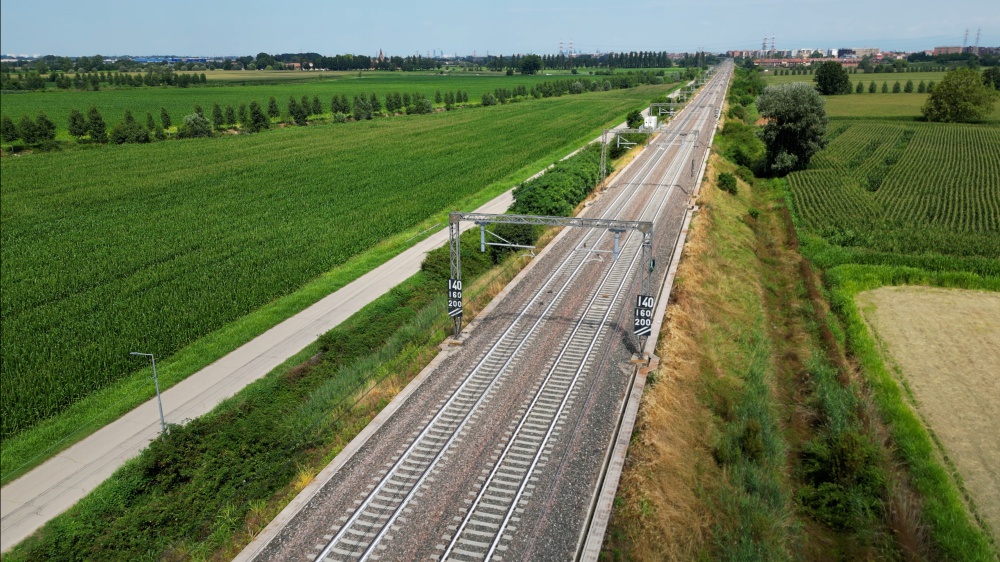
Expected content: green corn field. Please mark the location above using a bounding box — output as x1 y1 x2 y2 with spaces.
0 85 665 440
787 120 1000 260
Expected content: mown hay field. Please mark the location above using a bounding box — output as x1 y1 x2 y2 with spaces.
0 85 666 440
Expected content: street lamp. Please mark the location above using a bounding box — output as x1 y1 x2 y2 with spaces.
129 352 166 438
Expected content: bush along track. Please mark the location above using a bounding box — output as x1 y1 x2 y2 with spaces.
3 137 633 561
602 104 996 560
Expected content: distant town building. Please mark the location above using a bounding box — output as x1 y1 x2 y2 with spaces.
753 57 859 69
933 46 964 56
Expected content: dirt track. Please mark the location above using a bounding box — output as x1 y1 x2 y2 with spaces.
857 286 1000 541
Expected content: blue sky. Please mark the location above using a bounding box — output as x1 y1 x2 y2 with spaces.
2 0 998 57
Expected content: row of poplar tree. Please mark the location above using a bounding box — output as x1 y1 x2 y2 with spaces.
0 88 473 147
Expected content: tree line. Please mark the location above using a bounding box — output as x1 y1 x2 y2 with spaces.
813 60 999 120
2 69 208 91
1 69 681 150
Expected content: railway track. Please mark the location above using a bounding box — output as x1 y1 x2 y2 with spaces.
244 62 733 562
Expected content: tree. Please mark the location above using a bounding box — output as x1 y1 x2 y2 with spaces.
756 83 828 175
88 106 107 142
626 109 643 129
868 81 876 93
856 81 864 94
146 112 156 132
68 109 88 139
35 113 56 141
983 67 1000 90
238 103 248 125
212 103 224 129
353 95 372 120
519 54 543 75
892 81 901 93
881 82 888 93
435 90 442 103
288 97 308 124
311 95 322 116
246 101 270 133
17 115 39 144
225 105 236 126
160 107 171 129
922 68 1000 122
813 61 851 95
1 114 19 143
110 110 149 144
268 96 280 118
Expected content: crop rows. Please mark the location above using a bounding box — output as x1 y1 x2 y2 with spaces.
0 85 664 439
0 72 672 135
787 120 1000 258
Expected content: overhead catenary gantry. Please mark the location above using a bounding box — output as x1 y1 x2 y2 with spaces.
447 212 654 338
599 126 658 189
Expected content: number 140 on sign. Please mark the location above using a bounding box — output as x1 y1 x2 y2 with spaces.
634 294 654 336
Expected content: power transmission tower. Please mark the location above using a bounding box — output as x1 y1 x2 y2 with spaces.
963 28 969 49
975 28 981 55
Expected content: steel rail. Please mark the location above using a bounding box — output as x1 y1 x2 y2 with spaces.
313 69 717 562
443 132 693 561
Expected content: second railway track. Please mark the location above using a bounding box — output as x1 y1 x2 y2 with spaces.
243 61 733 562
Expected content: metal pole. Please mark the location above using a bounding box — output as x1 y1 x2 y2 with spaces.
130 351 166 439
448 215 463 338
151 355 166 437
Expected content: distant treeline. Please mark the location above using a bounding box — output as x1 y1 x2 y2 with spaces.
1 70 679 150
2 68 207 91
1 50 719 76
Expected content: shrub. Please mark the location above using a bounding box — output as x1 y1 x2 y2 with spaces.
735 166 755 185
717 172 738 194
110 118 150 144
177 113 213 138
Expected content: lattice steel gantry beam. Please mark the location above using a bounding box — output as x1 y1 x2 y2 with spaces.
447 212 654 338
599 127 657 189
